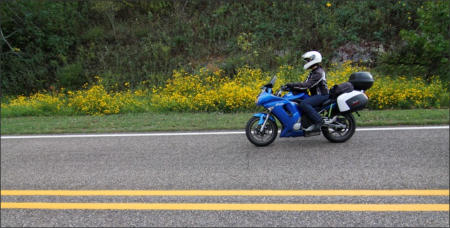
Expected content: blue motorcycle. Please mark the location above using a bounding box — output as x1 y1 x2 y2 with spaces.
245 72 374 146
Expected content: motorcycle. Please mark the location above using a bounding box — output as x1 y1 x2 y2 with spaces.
245 72 374 146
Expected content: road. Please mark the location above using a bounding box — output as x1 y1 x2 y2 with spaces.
1 126 449 227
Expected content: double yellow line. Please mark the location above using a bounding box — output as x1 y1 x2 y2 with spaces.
2 189 449 211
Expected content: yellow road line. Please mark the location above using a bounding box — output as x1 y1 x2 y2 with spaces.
1 189 449 196
1 202 448 211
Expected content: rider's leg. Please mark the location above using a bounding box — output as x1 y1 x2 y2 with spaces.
299 95 329 131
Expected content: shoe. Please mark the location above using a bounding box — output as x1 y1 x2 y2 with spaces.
305 121 323 132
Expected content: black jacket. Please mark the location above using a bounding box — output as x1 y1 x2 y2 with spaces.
290 66 329 95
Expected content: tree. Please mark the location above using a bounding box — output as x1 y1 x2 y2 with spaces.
379 0 450 82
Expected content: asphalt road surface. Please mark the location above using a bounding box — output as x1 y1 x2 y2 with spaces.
1 126 449 227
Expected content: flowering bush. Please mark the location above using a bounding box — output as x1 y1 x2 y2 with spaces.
366 76 446 109
1 62 448 117
151 62 447 112
151 67 277 112
66 78 149 115
2 92 66 116
326 62 447 109
2 78 150 116
67 84 121 115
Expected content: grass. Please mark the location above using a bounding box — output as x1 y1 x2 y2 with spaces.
1 109 449 135
352 109 449 126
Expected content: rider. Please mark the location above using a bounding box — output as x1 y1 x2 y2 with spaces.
285 51 329 132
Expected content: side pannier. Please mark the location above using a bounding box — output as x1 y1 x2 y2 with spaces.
329 82 354 99
337 91 368 112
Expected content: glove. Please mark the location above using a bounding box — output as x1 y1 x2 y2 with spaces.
285 83 295 88
281 83 292 91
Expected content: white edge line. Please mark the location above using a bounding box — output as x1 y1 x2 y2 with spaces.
356 126 449 131
1 126 448 139
1 131 245 139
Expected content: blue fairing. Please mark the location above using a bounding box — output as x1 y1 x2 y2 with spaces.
255 90 310 137
253 113 276 125
283 92 309 101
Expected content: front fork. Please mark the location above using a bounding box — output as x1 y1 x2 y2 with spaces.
260 112 271 132
256 107 274 132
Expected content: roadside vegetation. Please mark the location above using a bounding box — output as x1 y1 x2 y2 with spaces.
1 62 448 118
1 0 449 135
1 109 448 135
1 0 449 95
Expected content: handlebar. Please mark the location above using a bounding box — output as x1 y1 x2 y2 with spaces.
280 85 308 94
280 85 289 91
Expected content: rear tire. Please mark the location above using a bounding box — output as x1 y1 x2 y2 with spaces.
246 116 278 147
322 113 356 143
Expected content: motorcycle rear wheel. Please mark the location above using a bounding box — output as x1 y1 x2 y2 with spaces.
246 116 278 147
322 113 356 143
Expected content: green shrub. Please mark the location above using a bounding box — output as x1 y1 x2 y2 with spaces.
378 0 450 82
56 62 86 90
81 26 106 41
2 0 448 96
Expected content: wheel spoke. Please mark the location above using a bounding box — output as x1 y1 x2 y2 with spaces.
246 116 278 146
249 120 274 143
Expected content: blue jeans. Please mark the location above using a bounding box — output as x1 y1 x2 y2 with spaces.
299 95 329 124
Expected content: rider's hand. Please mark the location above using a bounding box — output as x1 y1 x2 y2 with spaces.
282 84 293 91
285 83 295 89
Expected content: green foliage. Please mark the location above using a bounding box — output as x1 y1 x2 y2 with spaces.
1 0 448 96
56 62 85 90
81 26 106 41
3 63 447 118
378 1 450 82
1 0 86 95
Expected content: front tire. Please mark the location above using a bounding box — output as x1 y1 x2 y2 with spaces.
246 116 278 147
322 113 356 143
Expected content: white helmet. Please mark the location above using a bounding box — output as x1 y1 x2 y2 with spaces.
302 51 322 70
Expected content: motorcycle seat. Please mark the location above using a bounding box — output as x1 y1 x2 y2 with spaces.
321 98 335 107
313 98 335 111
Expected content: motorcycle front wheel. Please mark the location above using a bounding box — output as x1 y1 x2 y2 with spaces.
246 116 278 147
322 113 356 143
